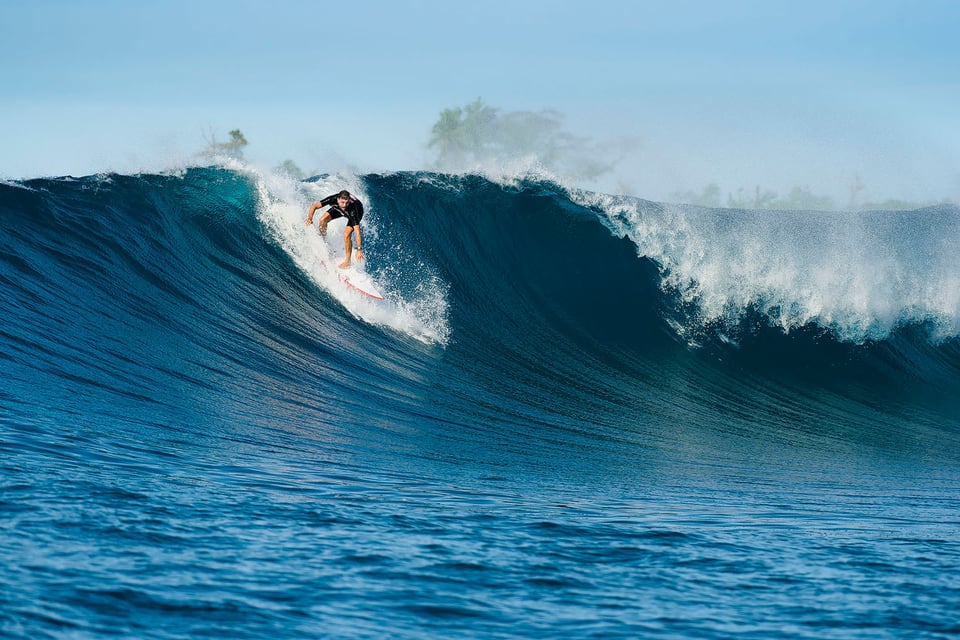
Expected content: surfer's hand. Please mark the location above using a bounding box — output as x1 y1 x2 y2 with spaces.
355 249 365 262
304 218 313 226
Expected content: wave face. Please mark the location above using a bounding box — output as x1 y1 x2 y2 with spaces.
2 167 959 639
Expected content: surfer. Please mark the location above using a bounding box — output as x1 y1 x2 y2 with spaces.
305 190 365 268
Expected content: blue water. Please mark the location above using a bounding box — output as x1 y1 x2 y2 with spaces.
2 167 959 638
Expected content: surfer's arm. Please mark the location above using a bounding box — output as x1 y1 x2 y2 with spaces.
305 201 324 225
306 195 339 224
353 227 365 260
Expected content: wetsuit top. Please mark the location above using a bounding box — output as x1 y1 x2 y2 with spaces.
320 193 364 227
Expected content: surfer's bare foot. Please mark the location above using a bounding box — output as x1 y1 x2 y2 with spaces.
338 259 351 269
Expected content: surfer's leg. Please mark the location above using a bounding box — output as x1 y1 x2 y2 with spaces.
339 225 354 269
318 212 332 236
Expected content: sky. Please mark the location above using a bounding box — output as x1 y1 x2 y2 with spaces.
2 0 958 203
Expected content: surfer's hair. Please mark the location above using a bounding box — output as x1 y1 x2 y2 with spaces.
338 190 351 199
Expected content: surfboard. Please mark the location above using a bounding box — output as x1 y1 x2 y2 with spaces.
338 267 385 300
319 258 384 300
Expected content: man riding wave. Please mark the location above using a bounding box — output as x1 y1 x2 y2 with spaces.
305 190 365 268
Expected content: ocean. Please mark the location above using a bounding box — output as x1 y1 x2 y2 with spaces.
2 166 959 638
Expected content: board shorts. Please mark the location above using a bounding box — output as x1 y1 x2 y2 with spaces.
327 206 363 228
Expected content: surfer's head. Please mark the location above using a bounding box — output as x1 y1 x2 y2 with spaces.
337 190 351 207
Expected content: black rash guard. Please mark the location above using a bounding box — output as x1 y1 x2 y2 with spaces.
320 193 364 227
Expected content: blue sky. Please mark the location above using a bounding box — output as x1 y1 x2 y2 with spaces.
2 0 958 202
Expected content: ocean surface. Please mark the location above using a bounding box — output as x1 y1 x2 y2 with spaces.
2 166 959 638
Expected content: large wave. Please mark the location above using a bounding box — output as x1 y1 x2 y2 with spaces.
2 165 958 470
581 192 960 344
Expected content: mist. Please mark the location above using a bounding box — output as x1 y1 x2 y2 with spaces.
3 97 955 213
424 99 638 187
417 97 958 209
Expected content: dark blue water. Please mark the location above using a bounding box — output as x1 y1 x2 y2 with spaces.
2 168 959 638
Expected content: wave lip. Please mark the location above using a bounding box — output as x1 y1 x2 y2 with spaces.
589 194 960 344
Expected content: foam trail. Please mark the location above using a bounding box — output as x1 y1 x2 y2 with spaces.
247 165 450 345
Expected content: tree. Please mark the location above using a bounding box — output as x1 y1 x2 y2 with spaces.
221 129 248 159
727 186 780 209
203 128 249 160
427 98 628 180
778 186 835 211
275 159 306 179
673 183 722 207
428 98 498 168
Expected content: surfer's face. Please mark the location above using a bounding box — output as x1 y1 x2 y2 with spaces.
337 196 349 208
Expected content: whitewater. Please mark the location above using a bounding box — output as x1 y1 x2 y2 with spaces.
2 165 959 639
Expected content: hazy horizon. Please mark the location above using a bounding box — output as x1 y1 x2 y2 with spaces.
2 0 958 204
